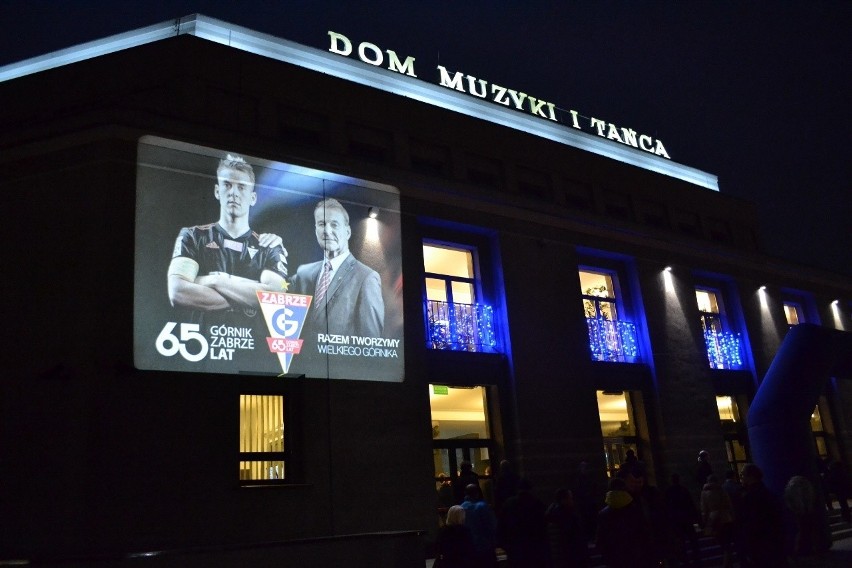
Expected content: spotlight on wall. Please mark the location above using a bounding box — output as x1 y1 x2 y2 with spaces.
830 300 844 330
368 207 378 219
663 266 675 293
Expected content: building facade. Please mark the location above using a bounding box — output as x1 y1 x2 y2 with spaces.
1 15 850 566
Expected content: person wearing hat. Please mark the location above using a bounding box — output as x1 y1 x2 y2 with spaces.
595 477 653 568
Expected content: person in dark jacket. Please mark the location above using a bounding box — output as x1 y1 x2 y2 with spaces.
454 460 480 505
695 450 713 487
494 459 521 513
784 474 818 557
701 474 735 567
498 478 548 567
664 473 701 567
619 460 668 567
546 488 589 567
595 477 654 568
739 463 787 567
570 460 602 543
721 469 748 565
827 460 851 523
435 505 475 568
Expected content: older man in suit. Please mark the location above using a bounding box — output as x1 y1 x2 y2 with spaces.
289 198 384 376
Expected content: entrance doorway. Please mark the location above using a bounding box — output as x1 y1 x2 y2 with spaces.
597 390 643 477
429 384 494 523
717 395 750 474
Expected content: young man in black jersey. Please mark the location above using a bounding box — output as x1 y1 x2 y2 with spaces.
167 154 288 320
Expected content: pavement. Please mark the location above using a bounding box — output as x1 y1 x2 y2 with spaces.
425 536 852 568
789 536 852 567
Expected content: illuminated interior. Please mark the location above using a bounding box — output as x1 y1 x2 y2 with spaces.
424 244 475 303
429 385 489 439
810 404 830 460
716 395 749 470
716 396 736 422
597 390 635 437
784 303 801 325
597 390 639 477
423 244 495 352
580 270 617 318
696 289 720 313
239 395 285 481
579 270 615 297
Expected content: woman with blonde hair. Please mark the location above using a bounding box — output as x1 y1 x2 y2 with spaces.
434 505 475 567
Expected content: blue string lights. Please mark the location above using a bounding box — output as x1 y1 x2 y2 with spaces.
426 300 496 352
703 328 744 369
586 318 639 363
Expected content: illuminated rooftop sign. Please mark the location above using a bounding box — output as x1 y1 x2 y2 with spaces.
0 14 719 191
329 31 672 160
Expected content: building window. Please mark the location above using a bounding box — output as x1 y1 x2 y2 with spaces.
784 302 803 326
423 242 496 352
597 390 641 478
239 394 287 484
717 396 749 473
696 288 744 369
580 269 639 363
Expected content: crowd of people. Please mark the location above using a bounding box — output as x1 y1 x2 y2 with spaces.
433 452 852 568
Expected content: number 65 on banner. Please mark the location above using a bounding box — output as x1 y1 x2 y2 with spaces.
155 322 209 362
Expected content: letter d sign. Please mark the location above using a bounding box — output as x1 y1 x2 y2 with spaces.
328 31 352 56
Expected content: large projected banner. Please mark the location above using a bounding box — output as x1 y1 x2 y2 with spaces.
133 136 404 382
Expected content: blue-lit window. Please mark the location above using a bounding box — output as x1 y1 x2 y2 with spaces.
696 288 744 370
580 269 639 363
423 243 496 352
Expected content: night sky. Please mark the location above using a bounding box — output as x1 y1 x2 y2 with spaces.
2 1 850 277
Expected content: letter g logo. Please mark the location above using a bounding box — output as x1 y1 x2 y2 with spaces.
271 308 298 337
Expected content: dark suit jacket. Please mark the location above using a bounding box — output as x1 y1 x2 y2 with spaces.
290 253 385 339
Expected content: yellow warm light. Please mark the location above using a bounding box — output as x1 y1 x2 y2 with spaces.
716 396 736 421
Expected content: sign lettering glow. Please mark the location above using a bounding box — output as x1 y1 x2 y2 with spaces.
328 31 670 159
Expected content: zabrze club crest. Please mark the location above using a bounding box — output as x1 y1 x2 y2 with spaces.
257 291 312 374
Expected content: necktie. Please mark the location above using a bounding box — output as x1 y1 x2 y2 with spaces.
315 260 332 303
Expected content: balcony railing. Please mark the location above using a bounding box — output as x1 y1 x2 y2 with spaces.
425 300 497 352
586 318 639 363
704 329 744 369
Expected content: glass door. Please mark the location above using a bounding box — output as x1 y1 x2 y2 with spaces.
429 385 494 524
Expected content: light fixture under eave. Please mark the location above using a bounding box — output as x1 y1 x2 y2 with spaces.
758 285 768 309
663 266 675 293
368 207 378 219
